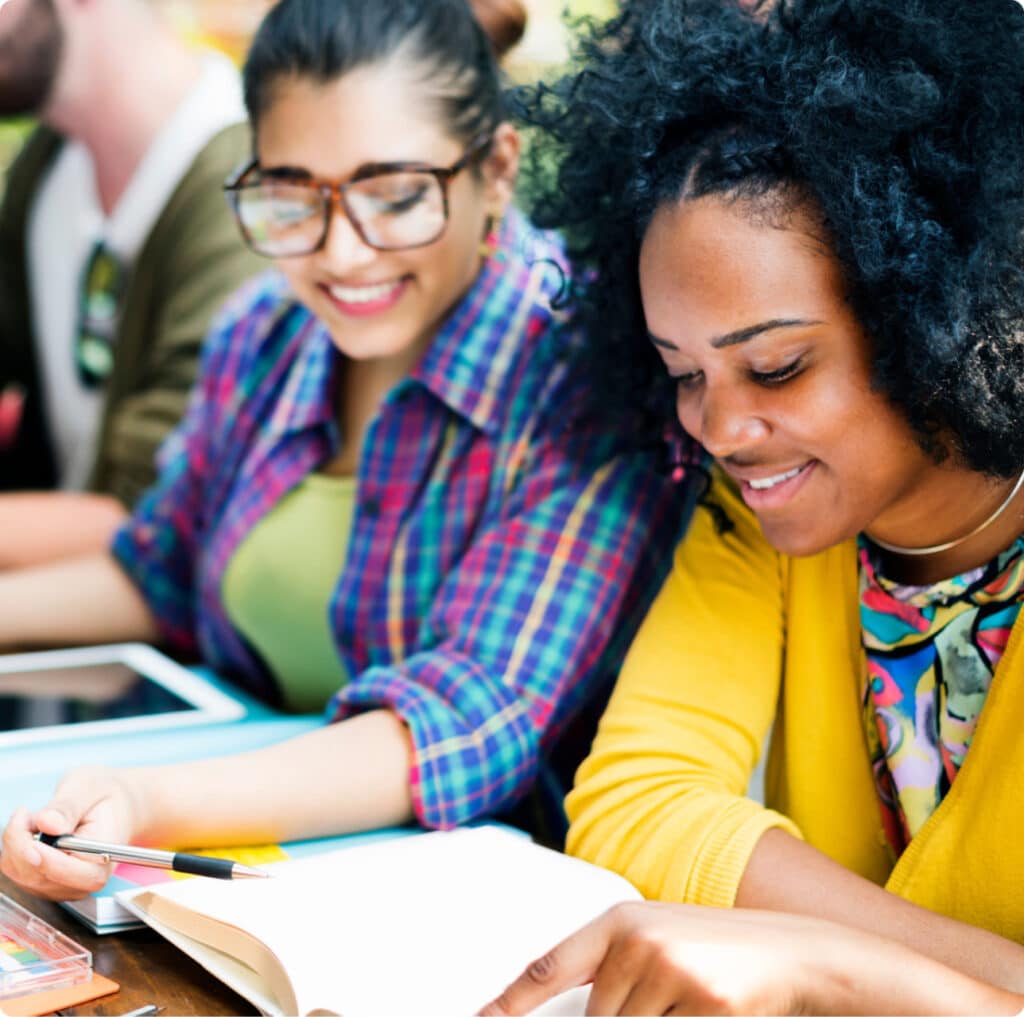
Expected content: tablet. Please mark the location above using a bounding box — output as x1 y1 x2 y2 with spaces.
0 644 246 748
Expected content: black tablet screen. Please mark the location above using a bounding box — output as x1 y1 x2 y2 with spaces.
0 663 196 730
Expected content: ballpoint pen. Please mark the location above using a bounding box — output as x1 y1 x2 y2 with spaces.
36 833 271 880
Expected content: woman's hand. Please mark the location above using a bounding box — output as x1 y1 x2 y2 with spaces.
480 902 804 1016
479 901 1024 1016
0 766 147 900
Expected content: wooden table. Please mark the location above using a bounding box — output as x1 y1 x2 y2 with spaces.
1 877 254 1016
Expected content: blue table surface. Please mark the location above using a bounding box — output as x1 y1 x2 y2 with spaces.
1 667 324 826
0 663 515 938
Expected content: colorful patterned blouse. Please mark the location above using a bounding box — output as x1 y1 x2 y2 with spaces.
859 537 1024 854
112 210 688 831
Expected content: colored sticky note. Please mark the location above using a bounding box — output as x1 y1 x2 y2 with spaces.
113 863 174 887
167 843 289 880
1 972 119 1016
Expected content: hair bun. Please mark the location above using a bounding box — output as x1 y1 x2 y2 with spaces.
468 0 528 61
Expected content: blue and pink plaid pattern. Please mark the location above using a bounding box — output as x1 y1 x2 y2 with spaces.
112 211 687 829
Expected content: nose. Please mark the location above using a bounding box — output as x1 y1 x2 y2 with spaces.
683 383 770 459
319 202 376 271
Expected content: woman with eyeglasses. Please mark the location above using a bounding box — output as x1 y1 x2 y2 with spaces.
478 0 1024 1012
0 0 681 901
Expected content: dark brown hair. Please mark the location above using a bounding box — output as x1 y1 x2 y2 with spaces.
244 0 528 143
468 0 528 61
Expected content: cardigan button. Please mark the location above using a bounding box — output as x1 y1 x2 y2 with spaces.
362 497 381 518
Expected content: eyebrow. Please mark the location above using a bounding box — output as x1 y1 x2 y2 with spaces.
257 158 436 183
259 165 314 181
649 318 822 351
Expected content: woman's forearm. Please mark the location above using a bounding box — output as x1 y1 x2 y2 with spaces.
0 553 160 651
807 930 1024 1015
125 710 415 848
738 827 1024 993
0 493 127 571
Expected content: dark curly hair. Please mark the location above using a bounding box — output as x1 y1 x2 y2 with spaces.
517 0 1024 477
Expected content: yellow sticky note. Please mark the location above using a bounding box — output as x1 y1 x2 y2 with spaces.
168 843 289 880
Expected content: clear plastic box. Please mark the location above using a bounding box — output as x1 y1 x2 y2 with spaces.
0 893 92 999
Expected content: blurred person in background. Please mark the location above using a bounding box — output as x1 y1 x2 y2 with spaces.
0 0 262 568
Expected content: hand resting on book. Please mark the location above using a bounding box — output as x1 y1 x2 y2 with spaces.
480 902 1024 1016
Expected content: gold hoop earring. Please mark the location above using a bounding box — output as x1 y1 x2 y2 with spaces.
479 216 504 260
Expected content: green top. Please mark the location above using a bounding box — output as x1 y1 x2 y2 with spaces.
222 472 355 712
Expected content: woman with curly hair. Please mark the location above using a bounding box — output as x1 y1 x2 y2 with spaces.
482 0 1024 1012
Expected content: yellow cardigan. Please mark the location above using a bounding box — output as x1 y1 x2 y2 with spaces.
567 466 1024 943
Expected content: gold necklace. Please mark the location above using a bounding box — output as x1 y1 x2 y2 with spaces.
868 469 1024 557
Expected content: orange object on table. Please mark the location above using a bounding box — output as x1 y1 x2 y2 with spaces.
1 971 119 1016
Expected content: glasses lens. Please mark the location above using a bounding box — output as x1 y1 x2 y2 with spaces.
232 181 328 257
346 172 446 250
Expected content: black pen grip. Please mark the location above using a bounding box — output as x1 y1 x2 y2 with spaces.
172 853 236 879
37 833 63 848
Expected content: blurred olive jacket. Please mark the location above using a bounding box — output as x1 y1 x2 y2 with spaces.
567 465 1024 944
0 123 262 506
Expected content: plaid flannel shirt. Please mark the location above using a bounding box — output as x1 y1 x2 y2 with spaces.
112 210 688 829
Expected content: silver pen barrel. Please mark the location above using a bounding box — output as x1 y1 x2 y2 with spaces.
43 834 176 868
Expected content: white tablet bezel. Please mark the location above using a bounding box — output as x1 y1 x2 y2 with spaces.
0 643 246 747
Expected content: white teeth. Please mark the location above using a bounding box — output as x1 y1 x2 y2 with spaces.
749 465 805 490
328 280 400 304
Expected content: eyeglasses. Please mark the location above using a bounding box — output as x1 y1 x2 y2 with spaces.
223 134 493 259
76 241 124 388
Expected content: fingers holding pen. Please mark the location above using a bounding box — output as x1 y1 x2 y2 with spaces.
0 766 141 901
1 806 111 900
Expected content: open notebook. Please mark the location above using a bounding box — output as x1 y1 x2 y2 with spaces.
117 826 641 1016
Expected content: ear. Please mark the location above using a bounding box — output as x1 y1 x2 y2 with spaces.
481 122 521 219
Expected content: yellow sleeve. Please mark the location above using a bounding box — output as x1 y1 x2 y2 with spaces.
566 466 802 906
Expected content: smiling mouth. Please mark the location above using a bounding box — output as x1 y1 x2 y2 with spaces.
327 280 404 304
735 460 817 511
748 464 808 490
320 277 409 317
